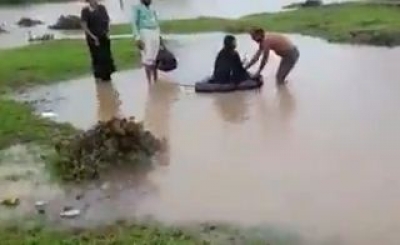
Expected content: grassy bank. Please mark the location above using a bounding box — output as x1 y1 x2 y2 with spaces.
0 39 137 89
0 100 75 149
0 39 136 149
1 223 203 245
112 2 400 46
0 220 302 245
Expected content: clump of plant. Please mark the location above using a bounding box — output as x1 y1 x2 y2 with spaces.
53 117 163 181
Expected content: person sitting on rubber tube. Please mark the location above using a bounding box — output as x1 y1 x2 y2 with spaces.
211 35 250 84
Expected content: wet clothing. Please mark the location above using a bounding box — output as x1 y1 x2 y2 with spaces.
276 46 299 82
139 28 161 66
262 33 299 82
81 5 116 80
212 48 250 84
131 3 160 66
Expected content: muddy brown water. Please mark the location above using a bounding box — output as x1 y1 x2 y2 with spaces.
4 33 400 244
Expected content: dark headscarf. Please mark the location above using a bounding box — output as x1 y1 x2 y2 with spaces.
223 35 236 51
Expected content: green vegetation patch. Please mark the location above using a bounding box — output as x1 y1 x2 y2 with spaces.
111 3 400 46
0 39 138 89
0 100 76 149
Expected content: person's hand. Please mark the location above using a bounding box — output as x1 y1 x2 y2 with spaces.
241 54 248 64
92 36 99 46
136 40 144 50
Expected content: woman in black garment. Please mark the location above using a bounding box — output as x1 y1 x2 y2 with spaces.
212 35 250 84
81 0 116 82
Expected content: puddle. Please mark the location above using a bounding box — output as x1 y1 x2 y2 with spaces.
11 33 400 244
0 144 157 227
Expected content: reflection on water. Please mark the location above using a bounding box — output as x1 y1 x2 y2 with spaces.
144 80 179 166
95 81 121 122
277 86 295 122
144 80 179 138
14 33 400 245
211 92 250 124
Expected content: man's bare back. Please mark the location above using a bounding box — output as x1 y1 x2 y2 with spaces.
244 28 299 85
262 33 295 57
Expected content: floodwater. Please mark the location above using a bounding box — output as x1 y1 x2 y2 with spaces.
0 0 349 48
8 33 400 245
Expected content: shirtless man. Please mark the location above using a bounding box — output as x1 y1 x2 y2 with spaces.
244 28 300 85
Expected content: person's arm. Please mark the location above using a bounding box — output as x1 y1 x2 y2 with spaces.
244 48 262 70
80 8 98 43
131 5 140 41
256 42 270 74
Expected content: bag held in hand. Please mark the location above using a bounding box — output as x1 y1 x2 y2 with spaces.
156 40 177 72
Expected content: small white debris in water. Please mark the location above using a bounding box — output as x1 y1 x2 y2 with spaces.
35 201 47 208
35 201 47 214
41 112 57 118
60 209 81 218
179 86 194 94
101 182 110 190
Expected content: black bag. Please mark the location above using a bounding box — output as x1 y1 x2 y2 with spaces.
156 40 177 72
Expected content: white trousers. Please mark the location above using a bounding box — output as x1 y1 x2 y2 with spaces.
139 28 160 66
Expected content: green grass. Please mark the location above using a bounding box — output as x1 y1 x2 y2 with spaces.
0 224 202 245
0 220 302 245
0 100 76 149
0 39 138 89
243 2 400 44
0 39 137 149
111 3 400 45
